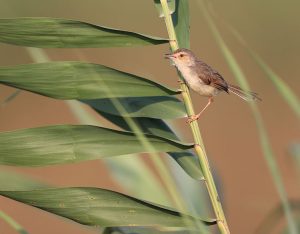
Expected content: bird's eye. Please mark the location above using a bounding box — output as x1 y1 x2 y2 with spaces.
179 54 184 58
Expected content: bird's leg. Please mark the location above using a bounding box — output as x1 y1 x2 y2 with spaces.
187 97 214 123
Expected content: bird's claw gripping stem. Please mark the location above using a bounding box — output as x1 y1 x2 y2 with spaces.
186 114 200 123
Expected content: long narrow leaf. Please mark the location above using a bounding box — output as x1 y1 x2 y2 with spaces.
172 0 189 48
82 97 186 119
0 125 193 167
0 62 179 99
0 18 168 48
0 187 216 227
104 226 190 234
97 111 203 180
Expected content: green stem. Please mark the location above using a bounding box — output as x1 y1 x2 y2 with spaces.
159 0 230 233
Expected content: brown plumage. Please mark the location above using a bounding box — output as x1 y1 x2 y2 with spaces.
165 48 261 122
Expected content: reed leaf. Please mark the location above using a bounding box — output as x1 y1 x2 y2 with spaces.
82 96 186 119
172 0 189 49
0 62 179 100
0 18 168 48
97 111 203 180
104 226 190 234
0 187 216 227
0 125 193 167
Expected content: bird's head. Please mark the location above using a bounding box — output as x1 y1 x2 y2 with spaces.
165 48 196 67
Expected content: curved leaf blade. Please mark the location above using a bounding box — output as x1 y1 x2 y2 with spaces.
0 62 179 99
0 187 216 227
0 125 193 167
82 96 186 119
96 111 203 180
0 18 168 48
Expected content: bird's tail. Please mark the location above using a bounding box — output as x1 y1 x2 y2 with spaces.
228 84 262 101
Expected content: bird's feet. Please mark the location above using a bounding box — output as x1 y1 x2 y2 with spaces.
186 114 200 123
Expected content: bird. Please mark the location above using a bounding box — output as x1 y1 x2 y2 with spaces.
165 48 261 122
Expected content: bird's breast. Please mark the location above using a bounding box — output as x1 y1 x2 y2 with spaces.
177 65 219 97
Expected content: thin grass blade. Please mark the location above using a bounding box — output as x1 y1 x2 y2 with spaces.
0 211 29 234
216 19 300 118
197 2 298 233
250 52 300 118
0 89 21 107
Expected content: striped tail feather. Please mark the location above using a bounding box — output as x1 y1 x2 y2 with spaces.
228 84 262 101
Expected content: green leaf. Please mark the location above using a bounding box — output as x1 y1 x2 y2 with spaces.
104 226 190 234
0 18 168 48
96 111 203 180
0 125 193 167
0 62 179 100
82 96 186 119
0 187 216 227
154 0 176 17
172 0 190 49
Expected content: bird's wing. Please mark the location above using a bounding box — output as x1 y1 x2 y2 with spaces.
196 61 229 93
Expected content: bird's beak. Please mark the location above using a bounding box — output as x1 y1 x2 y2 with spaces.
164 53 175 59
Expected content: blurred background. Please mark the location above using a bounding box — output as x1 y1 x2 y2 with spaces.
0 0 299 233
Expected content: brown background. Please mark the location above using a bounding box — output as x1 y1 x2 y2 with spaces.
0 0 299 233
